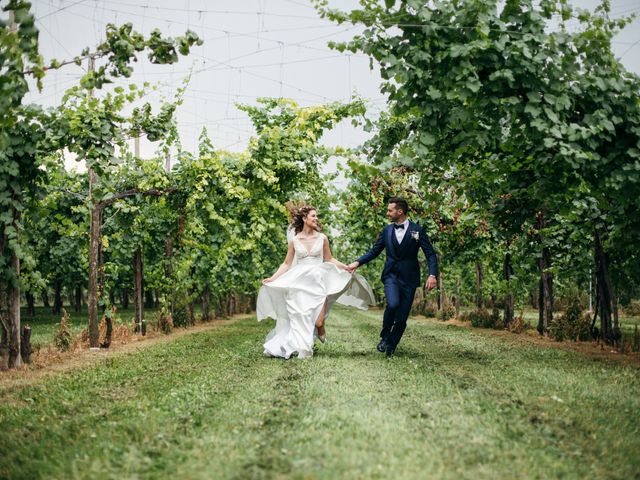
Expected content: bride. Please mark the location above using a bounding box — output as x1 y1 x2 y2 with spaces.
257 205 375 359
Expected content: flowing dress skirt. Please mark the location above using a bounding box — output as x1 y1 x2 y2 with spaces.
257 262 375 358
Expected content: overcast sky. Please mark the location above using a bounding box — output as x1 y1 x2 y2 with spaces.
19 0 640 171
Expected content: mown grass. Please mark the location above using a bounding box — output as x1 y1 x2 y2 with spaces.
23 304 640 349
1 307 639 479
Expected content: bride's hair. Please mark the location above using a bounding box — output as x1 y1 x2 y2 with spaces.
287 202 322 234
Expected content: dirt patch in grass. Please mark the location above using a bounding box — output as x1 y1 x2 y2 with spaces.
421 316 640 368
0 314 250 391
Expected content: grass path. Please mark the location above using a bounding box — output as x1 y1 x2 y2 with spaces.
1 307 639 479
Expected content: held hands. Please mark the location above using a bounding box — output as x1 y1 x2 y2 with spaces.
345 261 360 274
425 275 437 291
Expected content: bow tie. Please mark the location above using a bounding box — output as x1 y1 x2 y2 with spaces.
394 224 405 230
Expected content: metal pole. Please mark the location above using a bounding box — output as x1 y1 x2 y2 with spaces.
134 136 140 158
9 11 16 32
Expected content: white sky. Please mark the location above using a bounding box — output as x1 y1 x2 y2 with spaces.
19 0 640 172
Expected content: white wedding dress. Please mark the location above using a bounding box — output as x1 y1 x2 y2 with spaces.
257 233 375 359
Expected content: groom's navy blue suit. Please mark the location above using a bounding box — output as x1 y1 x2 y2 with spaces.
356 221 438 351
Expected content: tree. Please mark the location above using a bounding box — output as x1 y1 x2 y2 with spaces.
22 165 88 316
1 1 202 365
169 98 366 322
318 0 640 341
0 0 45 368
43 25 200 348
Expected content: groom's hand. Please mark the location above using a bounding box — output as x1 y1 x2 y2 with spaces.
346 261 360 273
425 275 437 291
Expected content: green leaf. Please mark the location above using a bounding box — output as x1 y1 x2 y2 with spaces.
466 78 481 93
543 106 559 123
420 132 436 145
524 103 541 118
427 86 442 100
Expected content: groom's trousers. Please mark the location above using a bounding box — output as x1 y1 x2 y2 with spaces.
381 275 416 349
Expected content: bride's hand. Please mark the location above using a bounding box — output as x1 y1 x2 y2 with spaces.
262 277 274 284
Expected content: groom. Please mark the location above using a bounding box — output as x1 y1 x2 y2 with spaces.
347 197 438 358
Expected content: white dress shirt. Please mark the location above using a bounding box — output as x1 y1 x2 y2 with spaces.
394 219 410 244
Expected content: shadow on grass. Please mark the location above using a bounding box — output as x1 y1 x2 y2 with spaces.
313 348 381 360
317 345 439 362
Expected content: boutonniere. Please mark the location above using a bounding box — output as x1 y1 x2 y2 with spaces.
411 231 420 242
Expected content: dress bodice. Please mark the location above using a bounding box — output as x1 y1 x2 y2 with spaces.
293 234 324 265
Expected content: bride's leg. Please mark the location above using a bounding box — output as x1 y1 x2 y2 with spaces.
315 299 328 338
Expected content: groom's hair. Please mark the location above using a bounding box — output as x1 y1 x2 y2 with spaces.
388 197 408 215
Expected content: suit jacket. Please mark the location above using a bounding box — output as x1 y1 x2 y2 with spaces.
356 221 438 288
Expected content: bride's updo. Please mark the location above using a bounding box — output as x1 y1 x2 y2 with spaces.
286 201 322 234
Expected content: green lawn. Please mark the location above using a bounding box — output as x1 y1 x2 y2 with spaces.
1 307 638 479
20 306 93 347
21 305 165 347
23 304 640 349
519 308 640 339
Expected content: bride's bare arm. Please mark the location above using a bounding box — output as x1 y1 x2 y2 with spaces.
322 235 348 270
263 240 295 283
